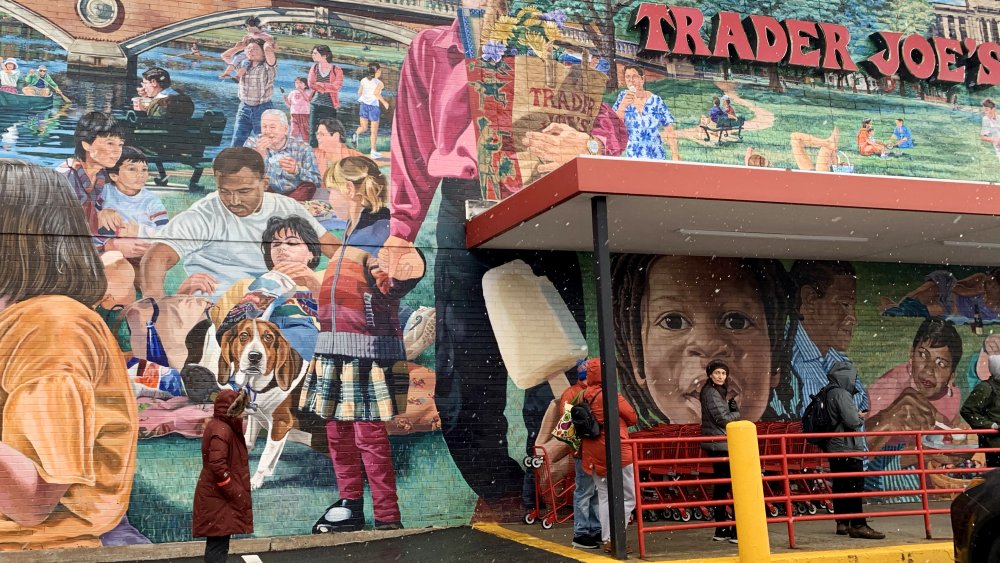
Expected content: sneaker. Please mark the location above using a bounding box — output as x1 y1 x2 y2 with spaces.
713 526 732 541
312 498 364 533
352 132 359 145
836 522 849 536
571 535 598 549
374 520 403 531
370 150 383 159
848 524 885 540
728 536 738 544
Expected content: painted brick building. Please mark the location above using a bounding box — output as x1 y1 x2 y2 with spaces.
0 0 999 555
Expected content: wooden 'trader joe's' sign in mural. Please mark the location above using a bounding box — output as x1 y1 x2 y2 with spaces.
631 4 1000 86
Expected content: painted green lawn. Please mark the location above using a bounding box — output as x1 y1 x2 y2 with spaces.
128 431 476 544
641 77 1000 183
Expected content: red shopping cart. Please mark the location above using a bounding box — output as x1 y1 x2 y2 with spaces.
523 444 576 529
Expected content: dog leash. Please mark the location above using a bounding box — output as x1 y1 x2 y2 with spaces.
243 383 259 413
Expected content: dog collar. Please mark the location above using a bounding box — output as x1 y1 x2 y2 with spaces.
244 384 259 412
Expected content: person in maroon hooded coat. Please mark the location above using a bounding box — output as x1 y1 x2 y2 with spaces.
193 389 253 563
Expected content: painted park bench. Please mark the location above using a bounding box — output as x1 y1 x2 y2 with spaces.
700 118 744 145
118 109 227 192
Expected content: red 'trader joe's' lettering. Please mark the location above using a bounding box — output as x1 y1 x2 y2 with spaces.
711 11 755 60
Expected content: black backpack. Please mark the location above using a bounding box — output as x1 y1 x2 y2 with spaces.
571 392 601 439
801 383 838 446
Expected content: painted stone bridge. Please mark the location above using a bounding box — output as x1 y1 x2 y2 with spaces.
0 0 457 72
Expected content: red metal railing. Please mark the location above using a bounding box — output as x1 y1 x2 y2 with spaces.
625 424 999 559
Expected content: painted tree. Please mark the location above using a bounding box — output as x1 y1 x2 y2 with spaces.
831 0 890 91
512 0 647 88
618 0 844 92
875 0 935 97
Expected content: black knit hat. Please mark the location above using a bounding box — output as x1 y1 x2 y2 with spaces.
705 359 730 378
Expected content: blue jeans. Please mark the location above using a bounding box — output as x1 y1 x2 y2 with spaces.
573 458 600 536
231 100 273 147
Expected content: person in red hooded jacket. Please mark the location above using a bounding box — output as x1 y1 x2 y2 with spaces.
193 389 253 563
580 358 638 553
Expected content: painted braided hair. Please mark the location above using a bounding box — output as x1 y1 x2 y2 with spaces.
612 254 798 428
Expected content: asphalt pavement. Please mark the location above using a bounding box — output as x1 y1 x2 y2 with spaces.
147 527 582 563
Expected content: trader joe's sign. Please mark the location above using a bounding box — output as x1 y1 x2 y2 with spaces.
631 5 1000 86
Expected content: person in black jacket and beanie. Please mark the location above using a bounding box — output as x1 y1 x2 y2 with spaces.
700 359 740 544
824 361 885 540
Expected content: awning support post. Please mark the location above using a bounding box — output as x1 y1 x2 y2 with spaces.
591 196 626 559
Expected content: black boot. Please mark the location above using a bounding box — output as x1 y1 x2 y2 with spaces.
312 498 364 533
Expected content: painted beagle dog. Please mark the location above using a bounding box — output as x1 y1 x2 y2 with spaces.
218 318 310 490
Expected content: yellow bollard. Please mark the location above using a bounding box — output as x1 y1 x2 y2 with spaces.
727 420 771 563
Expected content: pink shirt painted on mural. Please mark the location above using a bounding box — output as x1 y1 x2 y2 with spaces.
867 363 960 424
389 21 626 242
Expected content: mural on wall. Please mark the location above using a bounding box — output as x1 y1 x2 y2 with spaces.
3 0 1000 551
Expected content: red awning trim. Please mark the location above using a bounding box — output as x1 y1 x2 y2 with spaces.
466 156 1000 249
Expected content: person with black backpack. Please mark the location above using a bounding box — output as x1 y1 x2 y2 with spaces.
700 360 740 544
824 361 885 539
579 358 638 554
556 361 601 549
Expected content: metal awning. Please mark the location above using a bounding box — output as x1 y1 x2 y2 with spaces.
464 155 1000 558
466 156 1000 265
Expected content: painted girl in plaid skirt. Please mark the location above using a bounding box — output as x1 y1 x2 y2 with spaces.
305 156 425 533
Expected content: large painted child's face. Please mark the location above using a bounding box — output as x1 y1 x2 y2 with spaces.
638 256 773 424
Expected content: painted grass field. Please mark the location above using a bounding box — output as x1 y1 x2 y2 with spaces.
128 432 476 543
643 76 1000 183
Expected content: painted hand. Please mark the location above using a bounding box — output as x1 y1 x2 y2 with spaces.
377 236 418 281
176 273 219 296
278 156 298 175
97 209 126 233
111 237 153 259
523 122 590 174
985 334 1000 356
373 246 424 289
870 388 936 431
271 261 320 294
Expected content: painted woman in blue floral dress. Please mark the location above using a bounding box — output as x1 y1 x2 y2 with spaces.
613 65 681 161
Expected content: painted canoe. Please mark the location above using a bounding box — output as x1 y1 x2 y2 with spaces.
0 90 54 112
178 53 217 61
